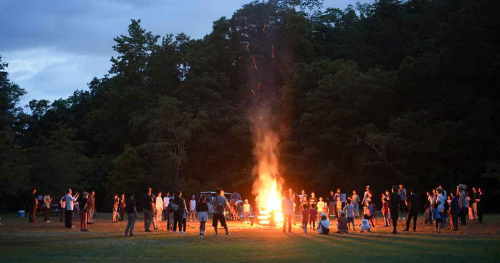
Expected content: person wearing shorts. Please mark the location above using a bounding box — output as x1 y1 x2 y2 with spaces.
212 188 230 236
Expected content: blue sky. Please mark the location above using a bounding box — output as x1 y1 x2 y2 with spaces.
0 0 368 106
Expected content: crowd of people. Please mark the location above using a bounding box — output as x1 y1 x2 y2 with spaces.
25 183 485 236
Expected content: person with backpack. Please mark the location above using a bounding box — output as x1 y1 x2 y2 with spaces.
212 188 230 236
172 191 186 234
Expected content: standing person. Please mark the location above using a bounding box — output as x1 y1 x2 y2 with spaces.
80 192 89 232
143 188 153 232
343 199 355 230
172 191 186 234
73 192 81 219
467 194 474 221
125 193 138 237
316 197 325 215
43 193 52 223
438 185 447 200
403 190 419 232
119 193 126 223
297 190 307 219
155 192 163 223
476 188 484 223
282 192 294 233
458 185 467 225
437 189 446 227
243 199 251 223
65 189 79 229
309 204 317 230
196 195 209 235
231 191 241 202
163 191 170 221
212 188 230 236
423 191 432 224
112 194 119 223
150 194 158 230
28 188 38 223
361 186 370 206
352 190 360 218
472 187 478 220
449 192 460 230
382 197 390 227
301 204 309 233
87 191 96 224
389 185 400 234
309 192 317 208
334 189 342 220
189 195 196 222
329 190 335 218
59 194 66 222
432 202 442 233
398 184 407 220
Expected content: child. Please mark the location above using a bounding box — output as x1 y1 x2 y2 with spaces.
243 199 251 223
360 214 371 233
382 197 389 227
337 211 348 233
432 202 442 233
367 201 375 227
318 212 330 234
189 195 196 222
467 195 474 221
343 199 355 230
309 204 317 230
229 203 237 221
317 197 325 214
302 204 309 233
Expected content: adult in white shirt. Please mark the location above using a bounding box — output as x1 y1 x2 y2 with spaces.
361 186 370 205
65 189 79 229
156 192 163 222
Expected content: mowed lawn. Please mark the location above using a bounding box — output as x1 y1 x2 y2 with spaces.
0 213 499 262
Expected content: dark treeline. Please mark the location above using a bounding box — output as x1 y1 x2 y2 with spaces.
1 0 499 212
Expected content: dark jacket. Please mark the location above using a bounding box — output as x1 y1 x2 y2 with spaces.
196 202 209 212
450 196 460 215
406 193 420 213
143 194 153 211
80 198 88 212
389 193 401 213
173 197 186 216
28 194 37 208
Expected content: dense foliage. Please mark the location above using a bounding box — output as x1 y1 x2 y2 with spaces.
1 0 499 211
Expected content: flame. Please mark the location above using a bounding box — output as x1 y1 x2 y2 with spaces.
251 109 284 226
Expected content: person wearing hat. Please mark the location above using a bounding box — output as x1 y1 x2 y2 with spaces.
80 192 89 232
318 212 330 234
457 184 468 225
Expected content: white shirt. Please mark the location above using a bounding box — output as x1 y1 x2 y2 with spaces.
318 219 330 234
361 219 371 231
189 200 196 210
156 196 163 210
317 201 325 212
163 197 169 208
65 194 77 211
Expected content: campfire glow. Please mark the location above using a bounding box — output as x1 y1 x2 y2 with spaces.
251 114 283 226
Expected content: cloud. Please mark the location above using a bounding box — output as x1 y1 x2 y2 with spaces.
1 0 366 107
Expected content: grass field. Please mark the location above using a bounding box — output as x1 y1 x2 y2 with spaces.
0 213 499 262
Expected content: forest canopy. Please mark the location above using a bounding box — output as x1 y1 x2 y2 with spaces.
1 0 499 211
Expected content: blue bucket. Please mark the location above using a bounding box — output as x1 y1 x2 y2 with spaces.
18 210 25 218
